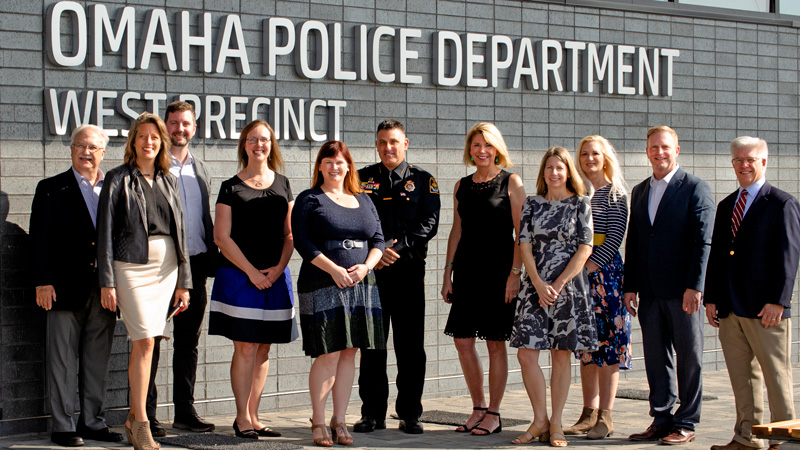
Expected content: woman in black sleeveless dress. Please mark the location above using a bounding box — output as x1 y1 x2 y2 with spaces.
441 123 526 435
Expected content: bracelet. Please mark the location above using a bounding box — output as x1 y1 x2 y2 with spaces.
445 262 453 269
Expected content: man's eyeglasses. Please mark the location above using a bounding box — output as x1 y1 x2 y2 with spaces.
72 144 104 152
246 138 270 145
731 157 760 166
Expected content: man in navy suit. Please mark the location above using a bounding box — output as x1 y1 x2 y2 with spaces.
704 137 799 450
624 126 715 445
30 125 123 447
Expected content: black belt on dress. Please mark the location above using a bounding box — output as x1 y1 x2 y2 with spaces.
325 239 366 250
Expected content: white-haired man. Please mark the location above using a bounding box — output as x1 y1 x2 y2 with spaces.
704 137 800 450
30 125 122 446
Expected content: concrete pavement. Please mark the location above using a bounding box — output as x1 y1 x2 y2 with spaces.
3 365 799 450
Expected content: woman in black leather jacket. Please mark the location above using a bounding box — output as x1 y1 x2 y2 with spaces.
97 112 191 450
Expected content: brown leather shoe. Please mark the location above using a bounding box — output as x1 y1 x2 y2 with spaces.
660 428 696 445
710 440 759 450
629 425 670 441
767 445 781 450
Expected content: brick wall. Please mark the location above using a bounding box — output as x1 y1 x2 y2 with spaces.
1 0 798 436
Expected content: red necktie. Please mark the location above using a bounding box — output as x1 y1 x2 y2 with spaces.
731 189 747 239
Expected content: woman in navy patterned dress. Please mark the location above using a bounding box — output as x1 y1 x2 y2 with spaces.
292 141 385 447
562 136 631 440
510 147 595 447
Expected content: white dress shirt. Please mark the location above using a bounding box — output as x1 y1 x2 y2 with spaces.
170 151 207 256
648 164 680 225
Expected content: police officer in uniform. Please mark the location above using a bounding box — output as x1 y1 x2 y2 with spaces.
354 120 441 434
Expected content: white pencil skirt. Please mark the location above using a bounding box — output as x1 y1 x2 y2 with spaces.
114 235 178 341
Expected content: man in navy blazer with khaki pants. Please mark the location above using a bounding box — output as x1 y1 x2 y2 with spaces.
704 137 800 450
624 126 715 445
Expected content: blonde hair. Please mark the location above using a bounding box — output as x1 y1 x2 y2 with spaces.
536 147 586 196
577 135 628 201
646 125 679 146
463 122 512 168
237 120 285 172
124 112 171 174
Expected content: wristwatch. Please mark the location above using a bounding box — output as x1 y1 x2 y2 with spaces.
511 267 522 275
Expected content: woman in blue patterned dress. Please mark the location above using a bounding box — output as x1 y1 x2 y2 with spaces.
562 136 631 440
292 141 385 447
510 147 596 447
210 120 298 438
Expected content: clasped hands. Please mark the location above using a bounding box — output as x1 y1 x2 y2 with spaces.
248 266 284 290
534 278 565 307
331 264 370 289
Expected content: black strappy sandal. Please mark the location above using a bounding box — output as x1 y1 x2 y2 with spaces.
472 411 502 435
455 407 488 432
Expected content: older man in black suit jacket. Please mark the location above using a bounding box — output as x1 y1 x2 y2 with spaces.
704 137 800 450
30 125 122 447
624 126 715 445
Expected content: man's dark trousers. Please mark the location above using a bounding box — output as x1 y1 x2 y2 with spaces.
638 296 704 430
358 260 426 421
147 253 209 418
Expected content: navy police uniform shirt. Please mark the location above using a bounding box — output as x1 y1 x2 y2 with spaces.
358 160 441 266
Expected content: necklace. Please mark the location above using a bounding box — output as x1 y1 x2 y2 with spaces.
245 169 267 187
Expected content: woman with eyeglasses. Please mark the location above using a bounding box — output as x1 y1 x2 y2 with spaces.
208 120 298 439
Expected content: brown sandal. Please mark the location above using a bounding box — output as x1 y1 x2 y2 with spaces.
512 420 550 445
550 424 568 447
309 419 332 447
330 417 353 446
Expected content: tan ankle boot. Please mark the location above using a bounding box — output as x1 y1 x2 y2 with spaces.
563 407 597 435
131 419 161 450
587 409 613 439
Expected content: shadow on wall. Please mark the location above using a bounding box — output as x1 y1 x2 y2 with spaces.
0 190 47 436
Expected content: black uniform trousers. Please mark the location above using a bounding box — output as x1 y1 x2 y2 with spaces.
146 253 209 419
358 260 426 421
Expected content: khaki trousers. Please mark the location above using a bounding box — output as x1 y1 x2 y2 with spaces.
719 313 794 447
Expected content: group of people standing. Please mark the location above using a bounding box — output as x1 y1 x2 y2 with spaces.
31 111 799 450
439 124 630 446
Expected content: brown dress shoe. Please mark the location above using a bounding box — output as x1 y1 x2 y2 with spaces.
710 440 759 450
767 445 781 450
660 428 696 445
629 425 670 441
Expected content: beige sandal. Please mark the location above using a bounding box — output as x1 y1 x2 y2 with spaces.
130 418 160 450
512 420 550 445
309 419 332 447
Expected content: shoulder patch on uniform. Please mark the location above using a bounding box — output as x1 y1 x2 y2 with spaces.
429 177 439 194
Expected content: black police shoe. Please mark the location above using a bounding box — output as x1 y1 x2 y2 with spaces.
399 419 424 434
353 416 387 433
